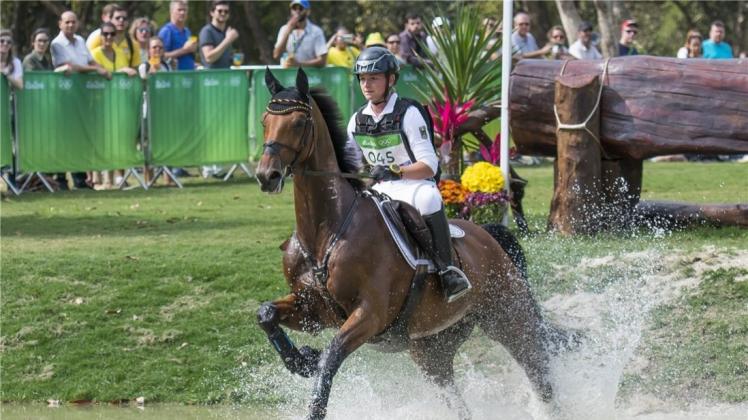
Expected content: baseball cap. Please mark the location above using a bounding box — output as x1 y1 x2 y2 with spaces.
290 0 310 9
621 19 638 30
577 21 593 32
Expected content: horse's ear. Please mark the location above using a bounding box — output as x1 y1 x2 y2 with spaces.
296 67 309 98
265 67 284 95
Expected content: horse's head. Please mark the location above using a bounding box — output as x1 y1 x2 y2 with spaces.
256 68 313 193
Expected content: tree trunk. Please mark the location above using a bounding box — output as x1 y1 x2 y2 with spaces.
242 1 274 65
548 73 602 235
593 0 618 58
554 0 584 45
509 57 748 159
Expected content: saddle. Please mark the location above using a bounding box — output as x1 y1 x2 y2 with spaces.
364 190 466 352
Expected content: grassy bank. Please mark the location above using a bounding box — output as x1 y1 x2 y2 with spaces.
1 162 746 404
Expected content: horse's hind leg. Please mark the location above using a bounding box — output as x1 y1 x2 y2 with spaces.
478 290 554 402
409 320 475 420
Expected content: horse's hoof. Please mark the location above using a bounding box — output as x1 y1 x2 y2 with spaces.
257 302 279 333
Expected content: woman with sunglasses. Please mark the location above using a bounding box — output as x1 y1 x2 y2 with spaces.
0 29 23 90
129 17 156 64
91 22 137 76
23 28 54 71
138 37 171 79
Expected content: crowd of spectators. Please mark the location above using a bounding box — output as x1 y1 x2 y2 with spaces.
1 1 745 189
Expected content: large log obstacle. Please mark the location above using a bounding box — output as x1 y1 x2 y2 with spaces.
510 57 748 159
509 56 748 233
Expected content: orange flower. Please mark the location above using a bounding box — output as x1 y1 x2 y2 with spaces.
438 179 467 205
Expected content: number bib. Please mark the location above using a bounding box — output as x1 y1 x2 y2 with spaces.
353 131 413 166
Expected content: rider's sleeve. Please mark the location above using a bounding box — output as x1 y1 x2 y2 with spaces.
346 114 364 164
402 107 438 175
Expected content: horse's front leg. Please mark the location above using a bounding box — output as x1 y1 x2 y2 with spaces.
257 294 321 378
307 304 382 420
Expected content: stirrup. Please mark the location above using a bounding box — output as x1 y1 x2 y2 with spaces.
440 266 472 303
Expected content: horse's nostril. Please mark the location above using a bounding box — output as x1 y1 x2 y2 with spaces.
269 171 282 181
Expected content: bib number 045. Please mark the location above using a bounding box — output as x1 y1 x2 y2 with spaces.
367 150 395 165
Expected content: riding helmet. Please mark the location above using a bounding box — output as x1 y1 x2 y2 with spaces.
353 46 400 77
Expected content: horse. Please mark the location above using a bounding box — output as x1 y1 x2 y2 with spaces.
255 68 575 420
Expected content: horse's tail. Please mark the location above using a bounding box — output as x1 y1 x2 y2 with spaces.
480 223 527 279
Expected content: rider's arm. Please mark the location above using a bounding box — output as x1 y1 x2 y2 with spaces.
345 116 365 166
401 107 438 179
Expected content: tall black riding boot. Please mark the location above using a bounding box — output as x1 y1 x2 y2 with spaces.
424 209 472 303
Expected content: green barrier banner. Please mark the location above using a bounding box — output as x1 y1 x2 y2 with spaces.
1 76 12 168
148 70 248 167
249 67 352 161
16 72 143 173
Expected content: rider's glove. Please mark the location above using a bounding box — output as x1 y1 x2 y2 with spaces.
370 164 401 182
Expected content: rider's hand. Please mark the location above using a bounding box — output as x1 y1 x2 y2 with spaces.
370 165 401 182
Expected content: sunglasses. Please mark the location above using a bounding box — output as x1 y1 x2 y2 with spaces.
216 9 229 15
517 22 530 26
552 35 565 39
138 27 152 34
0 39 12 45
150 45 163 50
625 30 638 35
387 40 400 44
102 32 116 37
113 15 127 21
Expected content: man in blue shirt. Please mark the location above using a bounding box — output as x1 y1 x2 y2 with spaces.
702 20 733 59
159 0 196 70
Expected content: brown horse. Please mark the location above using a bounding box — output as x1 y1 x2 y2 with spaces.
255 68 575 420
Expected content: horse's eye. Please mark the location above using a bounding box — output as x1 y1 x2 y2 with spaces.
292 119 306 129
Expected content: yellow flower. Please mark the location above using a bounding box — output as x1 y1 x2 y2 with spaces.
461 162 505 193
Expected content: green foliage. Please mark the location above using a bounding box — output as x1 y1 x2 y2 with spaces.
414 5 502 107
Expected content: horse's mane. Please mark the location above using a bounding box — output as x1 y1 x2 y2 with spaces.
309 87 363 187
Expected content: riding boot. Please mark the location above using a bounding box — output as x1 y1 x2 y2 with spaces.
424 209 472 303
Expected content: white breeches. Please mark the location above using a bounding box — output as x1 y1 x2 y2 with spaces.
373 179 442 216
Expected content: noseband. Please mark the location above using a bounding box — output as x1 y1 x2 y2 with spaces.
263 98 315 170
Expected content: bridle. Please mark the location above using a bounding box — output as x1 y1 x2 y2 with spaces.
263 97 315 172
262 95 369 180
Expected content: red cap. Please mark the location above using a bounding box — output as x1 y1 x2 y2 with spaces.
621 19 638 30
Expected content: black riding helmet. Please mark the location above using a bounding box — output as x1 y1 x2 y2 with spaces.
354 46 400 103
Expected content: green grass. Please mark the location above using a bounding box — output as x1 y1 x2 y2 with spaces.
1 162 747 404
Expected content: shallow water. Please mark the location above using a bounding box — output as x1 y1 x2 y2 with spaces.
5 247 745 420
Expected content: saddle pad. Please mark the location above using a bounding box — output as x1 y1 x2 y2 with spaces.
368 194 463 272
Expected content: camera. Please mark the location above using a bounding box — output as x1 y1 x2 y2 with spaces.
340 34 354 44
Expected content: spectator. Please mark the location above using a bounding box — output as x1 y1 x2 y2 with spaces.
23 28 53 71
199 0 238 178
159 0 197 70
546 26 574 60
483 16 499 39
384 33 406 64
91 23 137 76
130 17 156 63
618 19 639 56
676 29 702 58
273 0 327 68
352 32 365 51
683 33 703 58
89 6 141 70
51 10 110 190
399 12 430 67
138 37 171 79
702 20 733 59
91 22 136 190
86 3 116 50
511 11 550 59
199 0 239 69
426 17 449 55
569 21 602 59
326 27 359 68
1 30 24 90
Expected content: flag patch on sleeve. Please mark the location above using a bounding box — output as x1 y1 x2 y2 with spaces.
419 126 428 139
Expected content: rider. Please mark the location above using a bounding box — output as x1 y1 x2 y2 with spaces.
346 46 471 303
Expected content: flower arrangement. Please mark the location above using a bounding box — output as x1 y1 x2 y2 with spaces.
438 162 509 224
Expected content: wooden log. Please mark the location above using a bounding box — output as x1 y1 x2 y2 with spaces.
635 201 748 228
510 57 748 159
548 73 602 235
